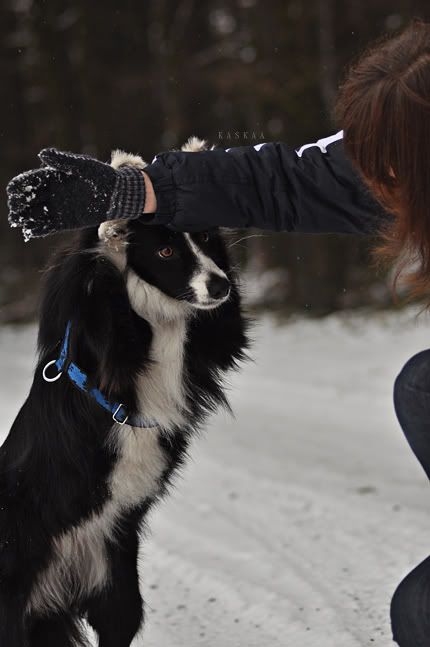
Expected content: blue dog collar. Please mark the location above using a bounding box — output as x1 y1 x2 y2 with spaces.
42 321 157 429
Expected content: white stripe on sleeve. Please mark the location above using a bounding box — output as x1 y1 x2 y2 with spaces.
296 130 343 158
225 142 267 153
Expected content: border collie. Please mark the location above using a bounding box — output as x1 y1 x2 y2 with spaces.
0 140 249 647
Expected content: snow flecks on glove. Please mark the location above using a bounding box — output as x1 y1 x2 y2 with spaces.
7 166 70 240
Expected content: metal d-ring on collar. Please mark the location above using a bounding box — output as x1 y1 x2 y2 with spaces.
42 321 158 429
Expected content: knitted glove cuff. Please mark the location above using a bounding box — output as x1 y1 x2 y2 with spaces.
107 165 146 221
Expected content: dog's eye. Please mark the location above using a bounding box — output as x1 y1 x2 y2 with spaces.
158 246 174 259
201 232 209 243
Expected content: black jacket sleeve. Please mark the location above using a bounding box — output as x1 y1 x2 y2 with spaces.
144 132 386 235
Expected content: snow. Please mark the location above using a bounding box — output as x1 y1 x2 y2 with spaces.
2 310 430 646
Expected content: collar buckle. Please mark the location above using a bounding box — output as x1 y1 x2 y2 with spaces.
112 403 129 426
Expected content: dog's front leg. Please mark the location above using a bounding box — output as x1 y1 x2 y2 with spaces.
86 536 144 647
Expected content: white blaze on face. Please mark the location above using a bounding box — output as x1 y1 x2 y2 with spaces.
184 233 228 306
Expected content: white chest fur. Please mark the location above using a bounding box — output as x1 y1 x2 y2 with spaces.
126 270 190 432
135 317 188 430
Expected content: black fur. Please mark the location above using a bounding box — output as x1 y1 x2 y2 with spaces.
0 222 249 647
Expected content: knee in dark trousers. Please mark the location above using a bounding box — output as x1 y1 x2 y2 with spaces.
392 352 430 645
395 350 430 396
394 349 430 479
391 556 430 647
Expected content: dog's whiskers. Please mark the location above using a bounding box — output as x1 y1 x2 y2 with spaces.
228 233 268 249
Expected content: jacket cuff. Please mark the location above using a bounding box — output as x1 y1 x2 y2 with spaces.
107 165 146 221
143 161 176 221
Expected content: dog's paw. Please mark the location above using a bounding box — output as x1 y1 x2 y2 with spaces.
98 220 128 249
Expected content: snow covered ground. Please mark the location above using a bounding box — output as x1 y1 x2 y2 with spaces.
2 310 430 646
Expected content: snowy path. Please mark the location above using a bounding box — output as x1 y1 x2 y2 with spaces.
2 311 430 646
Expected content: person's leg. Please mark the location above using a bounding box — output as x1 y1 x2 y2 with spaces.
394 350 430 478
391 350 430 646
391 556 430 647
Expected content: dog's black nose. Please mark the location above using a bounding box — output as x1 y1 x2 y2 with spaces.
207 275 230 300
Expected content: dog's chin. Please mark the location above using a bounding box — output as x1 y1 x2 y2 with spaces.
186 295 230 311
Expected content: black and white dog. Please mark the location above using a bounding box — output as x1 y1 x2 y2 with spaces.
0 141 248 647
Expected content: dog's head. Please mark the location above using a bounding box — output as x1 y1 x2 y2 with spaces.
97 138 234 321
100 220 231 311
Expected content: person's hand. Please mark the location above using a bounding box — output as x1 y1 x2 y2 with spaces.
6 149 146 240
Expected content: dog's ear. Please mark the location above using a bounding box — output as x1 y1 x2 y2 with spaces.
98 220 128 247
181 136 209 153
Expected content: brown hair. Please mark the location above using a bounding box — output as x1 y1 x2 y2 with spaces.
336 19 430 301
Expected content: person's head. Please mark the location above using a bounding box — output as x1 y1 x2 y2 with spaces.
336 19 430 300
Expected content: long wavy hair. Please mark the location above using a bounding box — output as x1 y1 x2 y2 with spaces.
336 19 430 300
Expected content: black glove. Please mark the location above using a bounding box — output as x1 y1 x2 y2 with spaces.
6 148 146 240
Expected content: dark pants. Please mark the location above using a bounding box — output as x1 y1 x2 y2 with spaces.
391 350 430 646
